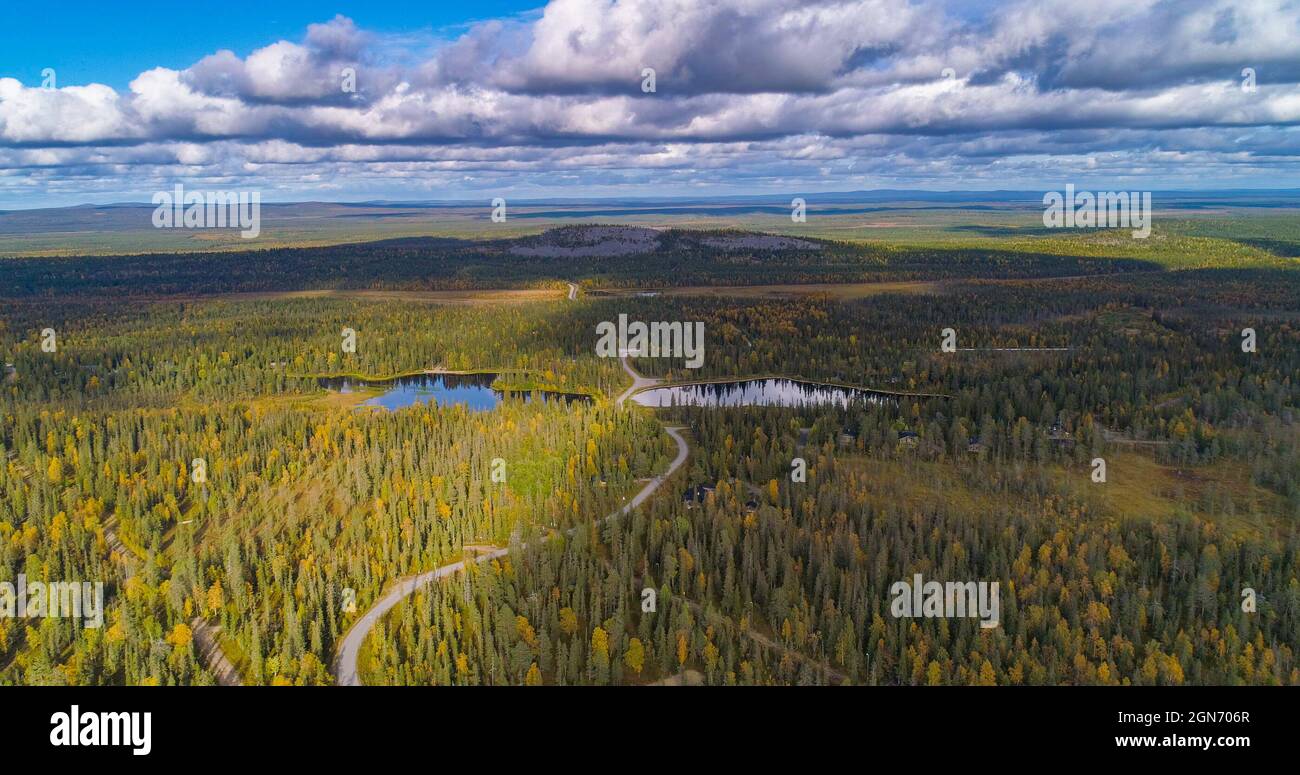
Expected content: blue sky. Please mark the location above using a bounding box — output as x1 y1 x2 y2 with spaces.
1 0 1297 208
0 2 540 90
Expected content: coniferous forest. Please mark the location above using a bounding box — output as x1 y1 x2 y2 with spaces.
2 228 1296 686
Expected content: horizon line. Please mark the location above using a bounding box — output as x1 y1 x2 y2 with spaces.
5 186 1300 213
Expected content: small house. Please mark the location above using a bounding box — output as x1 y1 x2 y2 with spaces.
682 484 716 509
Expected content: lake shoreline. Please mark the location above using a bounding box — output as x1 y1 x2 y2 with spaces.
626 370 950 402
317 371 595 411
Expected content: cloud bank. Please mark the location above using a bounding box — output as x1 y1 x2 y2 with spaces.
2 0 1298 204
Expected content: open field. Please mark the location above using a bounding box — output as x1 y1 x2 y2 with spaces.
588 280 942 299
156 287 568 305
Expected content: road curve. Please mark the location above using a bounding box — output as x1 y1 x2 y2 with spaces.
332 357 687 686
332 549 506 686
616 355 661 407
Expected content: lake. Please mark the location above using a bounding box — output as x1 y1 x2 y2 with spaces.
629 378 894 408
318 373 591 412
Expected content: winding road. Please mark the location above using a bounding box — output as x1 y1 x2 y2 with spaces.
331 355 688 686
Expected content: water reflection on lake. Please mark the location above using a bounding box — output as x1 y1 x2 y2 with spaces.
318 373 590 412
630 378 893 408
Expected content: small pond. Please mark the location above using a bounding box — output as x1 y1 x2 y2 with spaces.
630 378 894 409
319 373 590 412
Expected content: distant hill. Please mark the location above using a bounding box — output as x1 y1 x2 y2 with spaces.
1 189 1298 258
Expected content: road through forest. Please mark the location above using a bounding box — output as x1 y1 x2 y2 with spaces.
332 348 687 685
